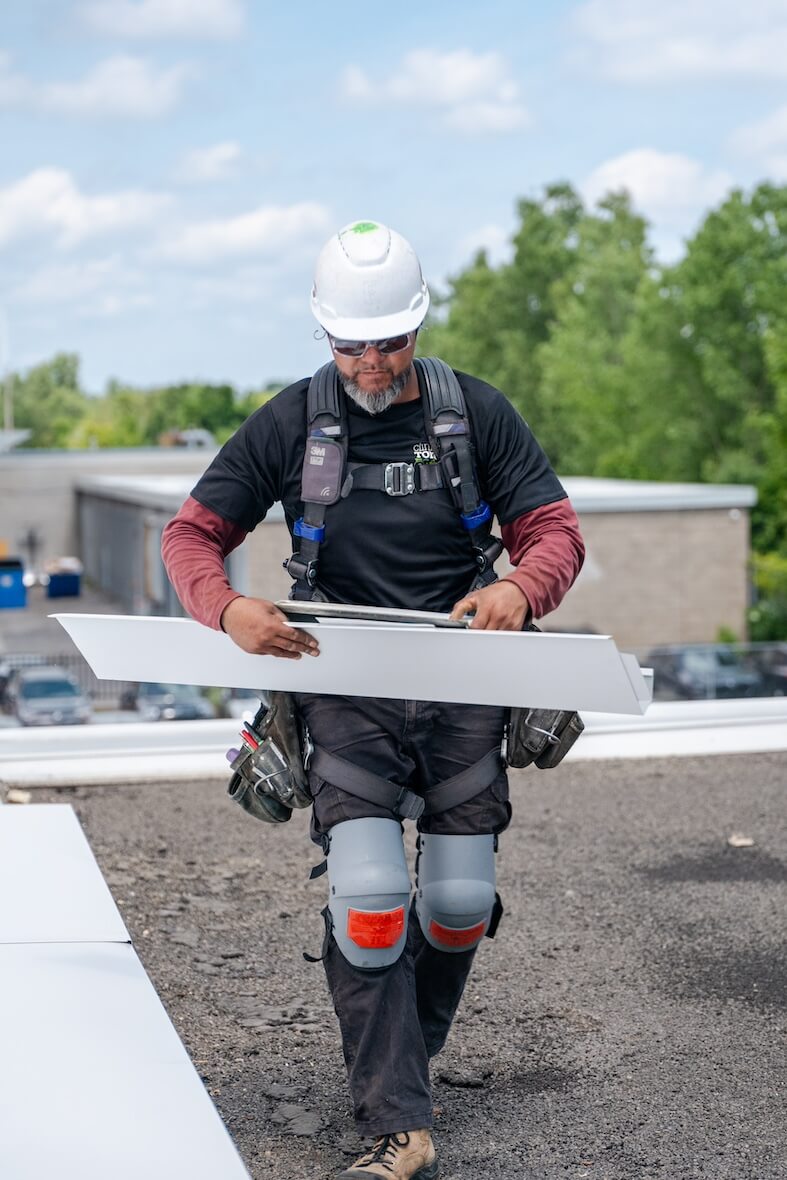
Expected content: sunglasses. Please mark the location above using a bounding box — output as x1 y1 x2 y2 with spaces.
328 332 413 358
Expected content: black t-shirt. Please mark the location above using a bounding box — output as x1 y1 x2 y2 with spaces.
191 367 567 612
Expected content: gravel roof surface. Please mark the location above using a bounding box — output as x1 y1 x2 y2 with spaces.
35 750 787 1180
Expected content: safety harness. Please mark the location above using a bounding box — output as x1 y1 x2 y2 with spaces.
286 357 506 823
286 357 503 601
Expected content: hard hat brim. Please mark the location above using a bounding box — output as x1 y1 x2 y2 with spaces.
310 291 430 341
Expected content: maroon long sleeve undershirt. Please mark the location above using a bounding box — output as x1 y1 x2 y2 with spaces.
161 496 248 631
161 495 585 631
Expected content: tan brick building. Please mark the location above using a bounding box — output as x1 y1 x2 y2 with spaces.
537 479 756 648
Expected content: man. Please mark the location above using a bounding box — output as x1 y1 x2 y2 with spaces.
162 220 584 1179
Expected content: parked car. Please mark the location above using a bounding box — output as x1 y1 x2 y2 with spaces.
5 665 92 726
750 644 787 696
0 654 48 709
132 682 216 722
646 645 764 700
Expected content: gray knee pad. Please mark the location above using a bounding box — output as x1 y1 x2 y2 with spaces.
415 833 496 952
327 817 411 970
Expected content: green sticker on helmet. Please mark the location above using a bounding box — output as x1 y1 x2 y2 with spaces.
350 221 378 234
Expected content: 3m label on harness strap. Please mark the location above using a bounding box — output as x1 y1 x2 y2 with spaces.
429 919 486 948
347 905 405 948
301 438 344 505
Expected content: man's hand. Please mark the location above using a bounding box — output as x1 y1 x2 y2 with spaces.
449 579 530 631
221 597 320 659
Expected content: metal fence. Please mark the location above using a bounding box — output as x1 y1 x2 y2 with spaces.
0 651 133 707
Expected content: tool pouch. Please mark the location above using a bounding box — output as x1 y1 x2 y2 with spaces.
227 769 293 824
263 690 312 808
503 621 584 769
226 691 312 823
503 707 584 769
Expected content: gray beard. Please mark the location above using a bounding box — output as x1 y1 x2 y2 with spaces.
341 365 411 415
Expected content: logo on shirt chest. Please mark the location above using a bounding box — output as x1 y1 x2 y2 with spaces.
413 442 438 463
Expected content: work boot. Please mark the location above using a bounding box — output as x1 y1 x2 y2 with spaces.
338 1129 438 1178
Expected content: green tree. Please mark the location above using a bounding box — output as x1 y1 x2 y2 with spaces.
535 192 652 472
421 179 787 636
68 383 151 448
669 184 787 487
12 353 88 448
424 182 584 434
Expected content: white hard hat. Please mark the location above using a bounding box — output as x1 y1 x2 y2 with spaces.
310 220 430 340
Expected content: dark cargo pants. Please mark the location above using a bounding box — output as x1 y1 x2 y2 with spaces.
295 693 510 1136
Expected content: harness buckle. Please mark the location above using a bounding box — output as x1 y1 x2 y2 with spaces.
286 554 319 587
384 462 416 496
473 535 504 571
394 787 425 821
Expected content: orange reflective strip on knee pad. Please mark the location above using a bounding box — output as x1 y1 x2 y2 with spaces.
429 918 487 948
347 905 406 949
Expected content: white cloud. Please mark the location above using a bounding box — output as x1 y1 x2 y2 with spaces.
155 201 332 265
730 105 787 178
175 140 243 182
570 0 787 82
16 257 121 302
14 256 152 317
0 53 192 118
87 292 154 317
340 49 529 135
582 149 733 260
443 102 529 135
80 0 244 39
583 149 732 220
0 168 171 250
456 223 514 267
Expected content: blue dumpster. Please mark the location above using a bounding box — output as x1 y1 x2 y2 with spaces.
44 557 83 598
0 558 26 609
46 571 82 598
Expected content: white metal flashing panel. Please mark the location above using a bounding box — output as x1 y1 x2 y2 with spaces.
0 805 128 943
54 613 652 715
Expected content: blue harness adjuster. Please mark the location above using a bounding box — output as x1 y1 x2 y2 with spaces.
461 501 492 530
294 518 326 543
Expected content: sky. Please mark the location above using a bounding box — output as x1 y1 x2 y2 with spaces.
1 0 787 392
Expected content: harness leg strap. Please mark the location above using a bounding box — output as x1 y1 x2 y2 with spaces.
309 745 425 820
421 746 504 816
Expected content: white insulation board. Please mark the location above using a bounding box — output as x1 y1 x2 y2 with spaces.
0 942 250 1180
0 805 128 944
54 613 651 715
0 806 250 1180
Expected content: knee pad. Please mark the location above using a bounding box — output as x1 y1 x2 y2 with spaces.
326 818 410 970
415 833 496 952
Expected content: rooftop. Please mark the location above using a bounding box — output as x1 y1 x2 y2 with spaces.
3 745 783 1179
75 472 758 517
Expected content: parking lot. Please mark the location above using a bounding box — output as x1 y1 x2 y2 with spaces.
0 584 237 726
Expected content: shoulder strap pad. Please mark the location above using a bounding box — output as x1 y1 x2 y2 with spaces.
287 362 346 599
307 362 344 433
415 357 466 424
415 356 503 584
